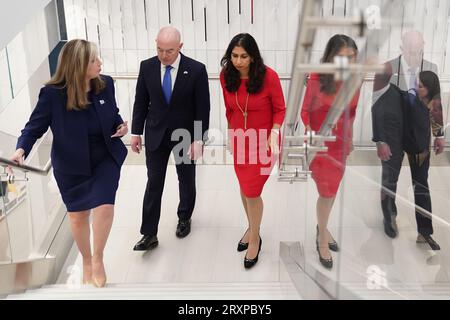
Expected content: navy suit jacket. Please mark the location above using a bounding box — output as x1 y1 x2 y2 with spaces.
131 53 210 151
372 56 438 146
17 75 127 176
371 84 404 147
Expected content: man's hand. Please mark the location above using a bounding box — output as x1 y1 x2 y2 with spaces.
131 135 142 154
376 142 392 161
188 141 204 160
434 137 445 155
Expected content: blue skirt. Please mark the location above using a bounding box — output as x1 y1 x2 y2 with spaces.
53 140 121 212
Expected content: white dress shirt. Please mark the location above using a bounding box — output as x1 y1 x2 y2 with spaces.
400 55 419 90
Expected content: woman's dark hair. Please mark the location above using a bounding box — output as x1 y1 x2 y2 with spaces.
220 33 266 93
319 34 358 94
419 70 441 101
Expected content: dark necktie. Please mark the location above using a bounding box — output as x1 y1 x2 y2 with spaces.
162 65 173 104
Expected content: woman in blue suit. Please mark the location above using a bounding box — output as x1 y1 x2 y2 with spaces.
10 39 128 287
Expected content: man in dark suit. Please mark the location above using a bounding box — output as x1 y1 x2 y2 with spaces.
131 26 210 251
372 31 443 247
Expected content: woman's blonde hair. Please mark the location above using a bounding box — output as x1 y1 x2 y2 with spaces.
47 39 105 111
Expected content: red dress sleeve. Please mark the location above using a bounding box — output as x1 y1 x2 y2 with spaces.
267 69 286 126
220 71 233 124
301 73 319 127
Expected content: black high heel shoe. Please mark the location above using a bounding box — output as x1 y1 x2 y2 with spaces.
316 225 339 252
316 227 333 269
244 237 262 269
237 229 249 252
328 234 339 252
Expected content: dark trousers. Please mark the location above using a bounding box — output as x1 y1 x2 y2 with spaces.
381 148 433 235
140 130 196 236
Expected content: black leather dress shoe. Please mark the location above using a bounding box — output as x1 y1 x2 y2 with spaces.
417 234 440 250
176 219 191 238
133 235 158 251
383 218 398 238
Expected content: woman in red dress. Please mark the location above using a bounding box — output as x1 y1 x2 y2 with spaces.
220 33 285 269
301 34 360 269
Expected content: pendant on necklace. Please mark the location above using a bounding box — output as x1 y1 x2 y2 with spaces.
243 111 247 129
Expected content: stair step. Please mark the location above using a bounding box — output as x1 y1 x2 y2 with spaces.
6 282 301 300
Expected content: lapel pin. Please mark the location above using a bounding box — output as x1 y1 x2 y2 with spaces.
183 71 188 74
99 99 105 105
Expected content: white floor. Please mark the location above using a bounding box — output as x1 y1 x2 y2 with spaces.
58 160 301 288
57 149 450 299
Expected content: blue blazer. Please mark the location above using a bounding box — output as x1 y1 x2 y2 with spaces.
17 75 127 176
131 53 210 151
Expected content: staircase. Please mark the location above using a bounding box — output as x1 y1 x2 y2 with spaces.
340 282 450 300
6 282 301 300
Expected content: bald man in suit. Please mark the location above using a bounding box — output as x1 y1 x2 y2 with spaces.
131 26 210 251
372 31 443 250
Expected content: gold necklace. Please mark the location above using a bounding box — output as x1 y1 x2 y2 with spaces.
235 91 250 129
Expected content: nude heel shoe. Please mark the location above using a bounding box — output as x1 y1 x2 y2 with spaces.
93 277 107 288
82 260 93 285
92 259 107 288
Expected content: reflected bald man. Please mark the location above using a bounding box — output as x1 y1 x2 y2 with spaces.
131 26 210 251
372 30 440 243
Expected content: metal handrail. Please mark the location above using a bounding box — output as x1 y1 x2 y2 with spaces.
110 73 293 81
109 73 450 83
0 156 51 176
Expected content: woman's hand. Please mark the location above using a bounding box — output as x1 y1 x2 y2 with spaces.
10 149 25 166
227 129 234 155
8 148 25 174
268 128 280 155
111 121 128 138
434 137 445 155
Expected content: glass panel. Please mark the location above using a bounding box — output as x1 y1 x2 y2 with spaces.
0 174 12 264
0 47 13 114
283 0 450 299
0 126 61 262
336 0 450 299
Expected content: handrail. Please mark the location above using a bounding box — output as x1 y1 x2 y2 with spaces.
0 156 51 176
109 73 450 83
110 73 293 81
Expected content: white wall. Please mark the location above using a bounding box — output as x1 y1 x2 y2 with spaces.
0 0 62 263
61 0 450 146
0 0 52 49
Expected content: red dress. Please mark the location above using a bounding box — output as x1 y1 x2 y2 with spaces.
301 73 360 197
220 67 286 197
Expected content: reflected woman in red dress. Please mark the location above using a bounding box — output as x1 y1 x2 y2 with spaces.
220 33 286 269
301 35 360 269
